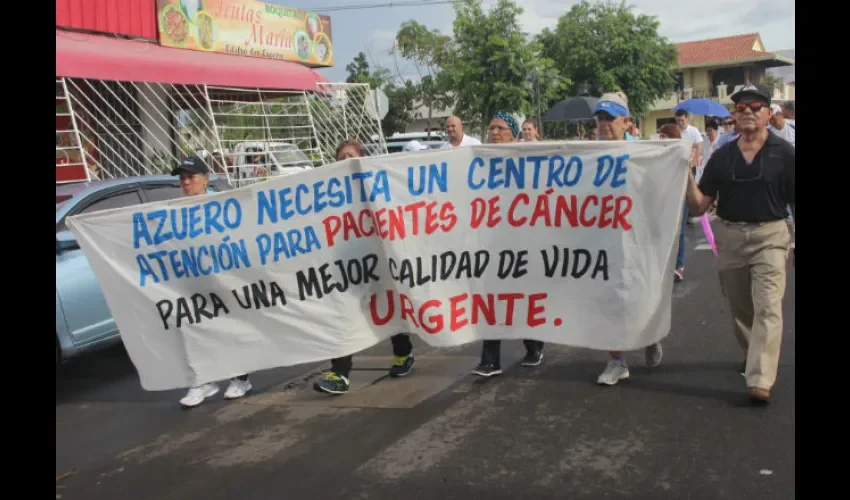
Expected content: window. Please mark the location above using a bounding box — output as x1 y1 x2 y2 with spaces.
143 184 184 202
57 189 143 232
674 72 685 92
657 117 676 128
271 146 310 166
79 190 143 215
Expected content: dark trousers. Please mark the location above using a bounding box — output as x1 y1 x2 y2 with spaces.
481 339 543 366
330 334 413 378
677 203 688 269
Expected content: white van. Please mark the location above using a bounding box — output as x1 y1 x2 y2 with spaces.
367 131 447 155
229 141 315 179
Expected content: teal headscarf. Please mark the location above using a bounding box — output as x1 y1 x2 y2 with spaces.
492 112 519 138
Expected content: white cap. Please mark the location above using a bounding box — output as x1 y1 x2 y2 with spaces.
770 104 783 115
403 140 428 151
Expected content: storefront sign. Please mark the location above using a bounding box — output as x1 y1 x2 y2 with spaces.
156 0 334 67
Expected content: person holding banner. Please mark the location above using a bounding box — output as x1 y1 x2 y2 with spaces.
684 83 795 404
171 156 253 408
473 112 545 377
593 93 664 385
313 140 417 395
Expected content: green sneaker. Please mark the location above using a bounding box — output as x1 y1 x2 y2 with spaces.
389 355 415 377
313 372 350 395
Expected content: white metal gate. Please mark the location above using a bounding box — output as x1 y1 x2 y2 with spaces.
308 82 388 162
55 77 388 186
55 78 89 183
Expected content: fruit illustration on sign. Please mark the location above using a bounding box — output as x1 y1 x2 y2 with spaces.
305 12 321 39
180 0 203 24
294 30 311 61
196 11 217 50
313 32 332 64
160 4 190 46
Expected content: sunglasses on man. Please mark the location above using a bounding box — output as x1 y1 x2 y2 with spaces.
735 101 766 113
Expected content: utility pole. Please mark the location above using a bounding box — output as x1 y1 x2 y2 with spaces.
536 74 542 136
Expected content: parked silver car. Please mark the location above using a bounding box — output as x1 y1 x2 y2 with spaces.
55 175 231 367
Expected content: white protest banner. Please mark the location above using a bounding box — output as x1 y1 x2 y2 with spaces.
67 141 690 391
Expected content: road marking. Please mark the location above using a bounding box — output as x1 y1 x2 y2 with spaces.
56 470 77 482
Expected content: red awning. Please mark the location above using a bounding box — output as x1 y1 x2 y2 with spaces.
56 30 329 92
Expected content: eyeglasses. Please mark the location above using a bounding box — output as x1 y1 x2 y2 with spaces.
594 113 618 122
735 101 765 113
732 154 763 182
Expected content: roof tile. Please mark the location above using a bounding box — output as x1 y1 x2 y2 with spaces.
675 33 776 67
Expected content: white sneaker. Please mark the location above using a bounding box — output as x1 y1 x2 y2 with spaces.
224 378 252 399
597 359 630 385
180 383 219 408
645 343 663 367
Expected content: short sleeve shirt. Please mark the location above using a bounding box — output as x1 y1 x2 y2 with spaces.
698 131 795 222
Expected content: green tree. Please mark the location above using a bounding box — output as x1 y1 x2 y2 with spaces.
537 0 678 117
763 73 784 94
395 20 454 134
382 80 418 136
445 0 565 134
345 51 391 90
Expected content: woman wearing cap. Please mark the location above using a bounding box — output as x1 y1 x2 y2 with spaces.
472 112 545 377
172 156 253 408
312 139 416 395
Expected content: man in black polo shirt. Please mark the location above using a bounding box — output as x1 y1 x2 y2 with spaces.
684 83 795 404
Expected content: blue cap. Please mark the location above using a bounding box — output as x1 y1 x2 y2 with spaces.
594 100 629 118
594 92 630 118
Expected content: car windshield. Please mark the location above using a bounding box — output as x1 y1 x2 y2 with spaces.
271 147 309 165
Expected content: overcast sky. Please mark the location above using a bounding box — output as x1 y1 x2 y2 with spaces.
271 0 795 82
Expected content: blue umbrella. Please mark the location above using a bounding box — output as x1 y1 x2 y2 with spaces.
674 98 732 118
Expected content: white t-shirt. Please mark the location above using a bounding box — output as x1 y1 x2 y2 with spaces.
442 134 481 148
701 136 719 168
680 125 702 145
769 121 795 146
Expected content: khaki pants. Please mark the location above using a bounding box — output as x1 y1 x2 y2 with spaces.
715 219 791 390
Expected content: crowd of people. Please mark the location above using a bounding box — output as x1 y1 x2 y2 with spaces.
170 82 794 408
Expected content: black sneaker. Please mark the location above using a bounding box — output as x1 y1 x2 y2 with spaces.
389 355 415 378
313 373 350 395
473 363 502 377
521 350 544 367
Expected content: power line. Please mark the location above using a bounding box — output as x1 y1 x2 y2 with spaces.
311 0 456 13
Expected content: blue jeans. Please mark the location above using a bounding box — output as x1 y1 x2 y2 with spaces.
676 204 688 269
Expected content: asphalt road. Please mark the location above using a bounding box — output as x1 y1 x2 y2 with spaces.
56 223 795 500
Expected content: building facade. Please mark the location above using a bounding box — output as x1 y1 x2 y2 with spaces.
641 33 794 134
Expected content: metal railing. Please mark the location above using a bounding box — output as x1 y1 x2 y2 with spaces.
55 77 388 186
